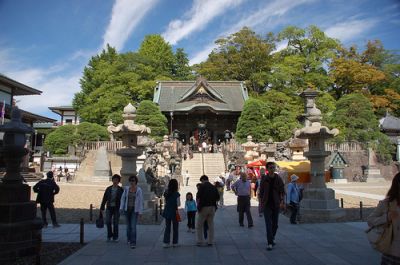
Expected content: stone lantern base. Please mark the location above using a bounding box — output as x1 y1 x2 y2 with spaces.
300 188 345 223
0 183 42 262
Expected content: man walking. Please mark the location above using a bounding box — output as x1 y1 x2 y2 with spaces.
100 174 124 242
196 175 220 246
33 171 60 228
231 172 253 228
259 162 285 250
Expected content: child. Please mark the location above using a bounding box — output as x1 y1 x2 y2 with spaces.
185 192 197 233
196 183 209 239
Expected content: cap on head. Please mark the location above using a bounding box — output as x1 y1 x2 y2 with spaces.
290 174 299 182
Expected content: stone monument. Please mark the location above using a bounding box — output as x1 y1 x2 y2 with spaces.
365 147 385 182
295 102 345 222
0 107 42 262
242 135 259 162
92 146 111 182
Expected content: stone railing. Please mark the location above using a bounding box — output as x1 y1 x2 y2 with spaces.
83 141 123 151
324 141 364 152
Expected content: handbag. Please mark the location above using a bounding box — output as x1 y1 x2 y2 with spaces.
176 210 182 222
365 201 394 253
96 212 104 228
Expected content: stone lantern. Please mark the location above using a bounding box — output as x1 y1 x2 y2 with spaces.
107 103 151 185
242 135 259 162
294 103 345 222
288 138 307 161
0 107 42 262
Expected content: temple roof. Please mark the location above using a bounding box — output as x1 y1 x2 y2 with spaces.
379 113 400 132
0 74 42 95
153 79 248 113
48 106 76 115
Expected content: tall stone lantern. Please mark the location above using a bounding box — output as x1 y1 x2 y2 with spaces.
294 104 345 222
242 135 259 162
0 107 42 262
107 103 151 186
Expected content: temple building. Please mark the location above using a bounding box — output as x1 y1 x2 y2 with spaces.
153 77 248 145
49 105 80 125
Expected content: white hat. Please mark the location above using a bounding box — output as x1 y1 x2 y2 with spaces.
290 174 299 182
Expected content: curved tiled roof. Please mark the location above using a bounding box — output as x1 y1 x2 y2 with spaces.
380 113 400 132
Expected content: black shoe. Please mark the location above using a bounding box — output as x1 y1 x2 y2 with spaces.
248 224 254 228
239 224 244 227
53 223 61 228
207 243 213 247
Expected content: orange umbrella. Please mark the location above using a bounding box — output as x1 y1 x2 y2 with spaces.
246 160 266 167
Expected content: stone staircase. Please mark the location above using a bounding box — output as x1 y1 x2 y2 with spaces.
182 153 225 186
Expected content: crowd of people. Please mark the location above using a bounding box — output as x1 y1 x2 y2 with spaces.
34 163 399 262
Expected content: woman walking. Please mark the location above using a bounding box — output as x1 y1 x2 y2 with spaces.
163 179 181 248
120 175 143 249
367 172 400 264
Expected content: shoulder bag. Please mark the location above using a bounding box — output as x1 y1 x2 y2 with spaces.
365 201 394 253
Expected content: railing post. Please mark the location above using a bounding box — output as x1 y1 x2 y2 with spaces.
80 218 84 244
89 204 93 221
360 201 363 220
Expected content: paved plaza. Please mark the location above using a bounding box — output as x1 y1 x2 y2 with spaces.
44 183 383 265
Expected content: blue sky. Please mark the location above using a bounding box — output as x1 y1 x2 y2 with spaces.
0 0 399 120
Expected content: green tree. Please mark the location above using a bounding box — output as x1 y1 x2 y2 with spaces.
235 98 271 142
271 25 339 93
73 45 161 124
138 35 175 76
44 125 78 155
195 27 274 94
135 100 168 142
44 123 109 155
173 48 193 80
259 90 303 141
329 93 393 163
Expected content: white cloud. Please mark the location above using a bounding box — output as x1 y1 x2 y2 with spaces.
325 19 377 43
102 0 159 51
189 0 315 64
0 48 87 117
162 0 246 45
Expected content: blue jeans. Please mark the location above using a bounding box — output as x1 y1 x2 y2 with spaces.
106 207 120 240
263 206 280 245
163 218 179 244
125 209 138 244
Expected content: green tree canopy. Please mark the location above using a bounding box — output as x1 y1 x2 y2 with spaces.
44 123 108 155
138 34 175 76
135 100 168 142
270 25 339 93
173 48 193 80
329 93 393 162
195 27 274 94
235 98 271 142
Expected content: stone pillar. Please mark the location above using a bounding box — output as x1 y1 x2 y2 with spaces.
295 104 345 222
300 88 319 127
0 107 42 262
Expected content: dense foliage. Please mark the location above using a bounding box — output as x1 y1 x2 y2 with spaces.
135 100 168 142
44 122 109 155
73 26 399 160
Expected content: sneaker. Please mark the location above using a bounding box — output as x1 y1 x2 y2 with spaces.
163 243 170 248
53 223 61 228
248 224 254 228
130 244 136 249
191 229 195 233
196 242 204 247
239 224 244 227
172 243 180 247
207 243 213 247
113 238 119 243
267 244 273 251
